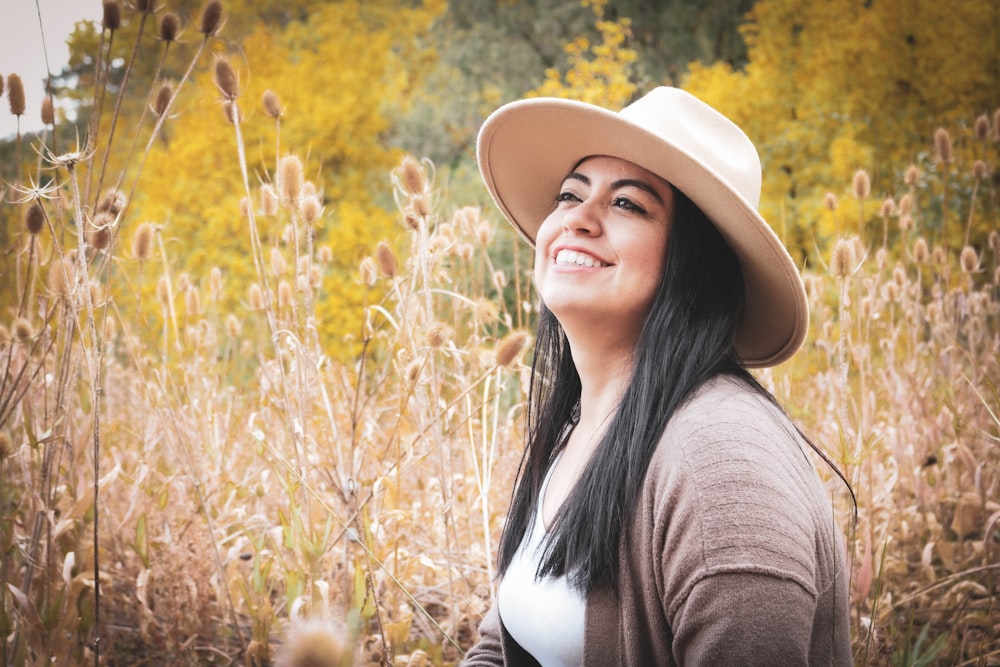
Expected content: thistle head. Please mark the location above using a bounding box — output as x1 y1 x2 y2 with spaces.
159 12 180 42
831 238 855 279
213 56 239 100
153 82 173 117
851 169 871 199
132 222 156 261
102 1 121 31
263 89 282 118
494 331 528 368
278 155 304 205
934 127 952 164
40 95 54 125
25 201 45 235
199 0 224 37
8 74 25 116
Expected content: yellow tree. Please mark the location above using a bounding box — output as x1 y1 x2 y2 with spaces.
683 0 1000 255
123 0 445 358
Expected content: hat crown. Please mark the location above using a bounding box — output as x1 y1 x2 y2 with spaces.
620 87 762 209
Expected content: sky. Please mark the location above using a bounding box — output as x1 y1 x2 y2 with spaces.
0 0 102 139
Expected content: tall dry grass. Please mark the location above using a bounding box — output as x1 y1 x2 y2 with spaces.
0 2 998 665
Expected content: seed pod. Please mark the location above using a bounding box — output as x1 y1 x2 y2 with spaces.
495 330 528 368
98 189 127 215
898 193 913 216
913 238 929 263
934 127 952 164
159 12 180 42
300 195 321 225
102 1 121 31
225 314 240 337
132 222 155 261
156 276 171 308
25 201 45 235
376 241 396 278
278 155 303 204
13 318 33 343
831 238 854 279
359 257 377 286
960 246 978 273
974 114 989 140
8 74 25 116
973 160 988 180
87 213 114 250
135 0 154 14
898 214 914 232
879 197 895 218
399 155 425 196
277 280 293 307
248 283 264 310
200 0 223 36
40 95 54 125
263 89 281 118
185 286 201 316
824 192 838 211
852 170 870 199
153 82 173 117
317 245 333 264
904 165 920 186
260 184 278 216
213 57 238 100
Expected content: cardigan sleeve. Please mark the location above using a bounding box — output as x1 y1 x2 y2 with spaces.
670 571 817 665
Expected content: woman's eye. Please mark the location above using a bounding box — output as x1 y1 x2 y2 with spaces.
556 191 581 203
613 196 645 214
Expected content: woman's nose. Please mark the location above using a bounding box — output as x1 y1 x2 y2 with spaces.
562 199 602 236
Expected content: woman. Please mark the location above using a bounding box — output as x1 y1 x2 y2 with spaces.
465 87 852 666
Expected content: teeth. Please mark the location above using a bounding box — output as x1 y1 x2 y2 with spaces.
555 249 607 267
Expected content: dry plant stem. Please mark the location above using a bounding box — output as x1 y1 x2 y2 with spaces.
65 163 107 665
92 12 151 211
83 25 114 205
259 438 466 656
114 42 173 194
125 37 210 220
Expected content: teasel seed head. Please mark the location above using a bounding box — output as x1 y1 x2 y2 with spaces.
359 257 377 286
913 237 930 263
411 193 431 218
300 194 322 225
0 432 13 460
156 276 171 308
882 281 900 303
209 267 223 301
898 214 914 232
278 155 304 204
102 1 121 30
406 358 422 383
225 313 240 337
960 245 979 273
879 197 895 218
277 280 293 307
308 265 321 289
932 245 947 265
403 210 420 230
40 95 54 125
13 317 33 343
831 238 854 279
260 184 278 216
135 0 154 14
934 127 952 164
425 322 450 348
153 82 173 117
973 159 988 180
248 283 264 310
852 169 871 199
974 114 989 139
87 213 114 250
185 286 201 316
279 618 348 667
893 264 907 287
898 192 913 216
48 254 76 298
8 74 25 116
495 330 528 368
399 155 426 196
270 247 287 276
904 164 920 186
159 12 180 42
25 201 45 235
318 245 333 264
376 241 396 278
200 0 223 36
132 222 155 261
263 89 282 118
213 56 239 100
876 247 888 270
824 192 838 211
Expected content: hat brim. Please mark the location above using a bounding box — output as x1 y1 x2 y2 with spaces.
477 96 808 368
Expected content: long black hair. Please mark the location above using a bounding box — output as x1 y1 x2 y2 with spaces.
497 187 773 594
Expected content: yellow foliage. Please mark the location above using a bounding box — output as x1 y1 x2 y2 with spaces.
529 1 638 108
683 0 1000 257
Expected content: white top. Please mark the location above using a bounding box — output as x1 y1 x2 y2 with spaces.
496 458 586 667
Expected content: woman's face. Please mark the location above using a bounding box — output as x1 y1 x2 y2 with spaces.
534 156 674 342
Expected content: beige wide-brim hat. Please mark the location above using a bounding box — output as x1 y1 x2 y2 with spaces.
476 86 808 368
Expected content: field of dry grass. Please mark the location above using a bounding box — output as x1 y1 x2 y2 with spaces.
1 2 999 666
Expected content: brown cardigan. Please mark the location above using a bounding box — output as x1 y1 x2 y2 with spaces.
463 376 852 666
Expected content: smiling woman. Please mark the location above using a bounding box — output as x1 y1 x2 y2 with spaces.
465 87 852 666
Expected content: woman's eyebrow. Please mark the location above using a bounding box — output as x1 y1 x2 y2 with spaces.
612 178 666 207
